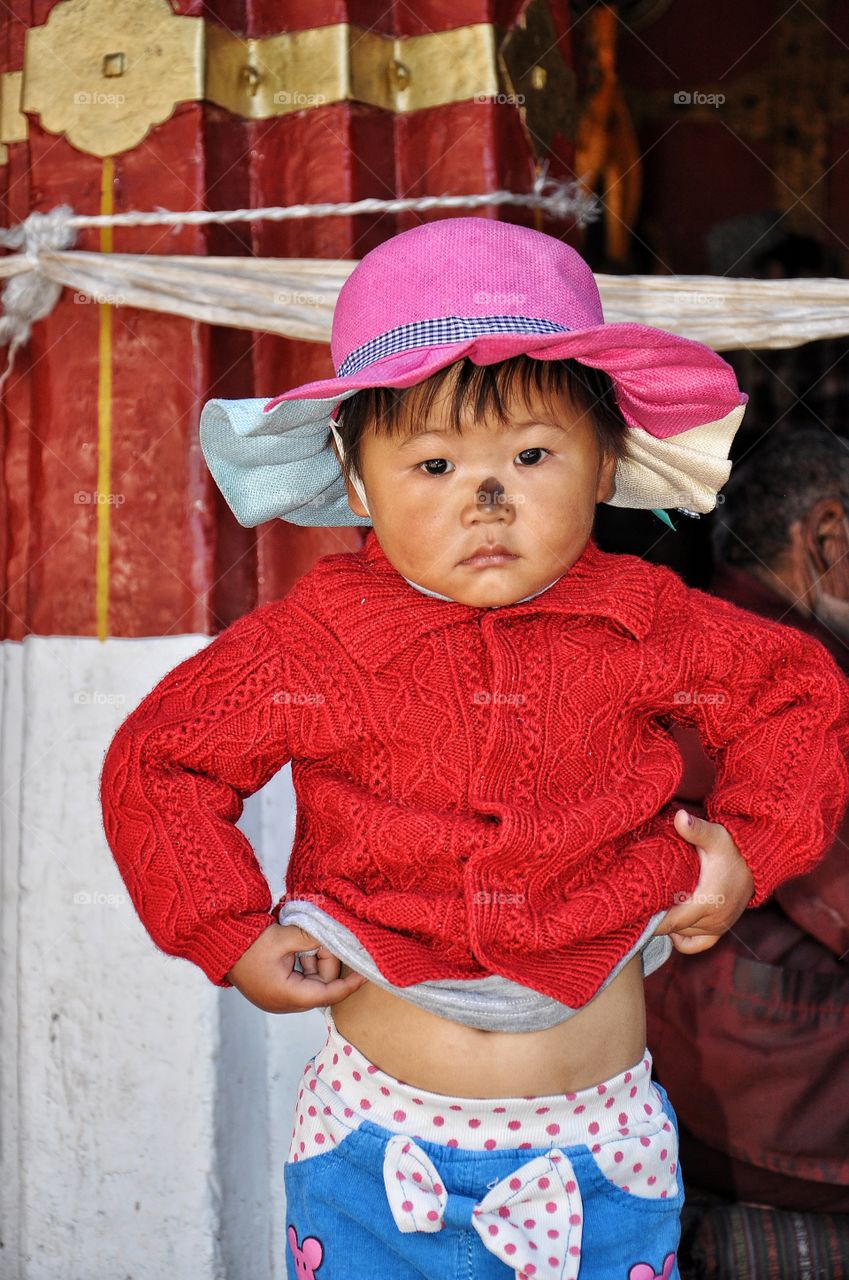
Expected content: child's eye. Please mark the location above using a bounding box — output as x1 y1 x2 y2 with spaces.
417 449 549 476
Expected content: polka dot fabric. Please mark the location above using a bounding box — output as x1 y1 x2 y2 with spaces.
287 1006 679 1203
381 1132 588 1280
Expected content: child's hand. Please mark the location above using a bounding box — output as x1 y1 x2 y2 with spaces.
653 809 755 954
226 924 368 1013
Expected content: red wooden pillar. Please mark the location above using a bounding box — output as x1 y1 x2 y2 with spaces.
0 0 583 639
0 10 31 641
2 2 235 639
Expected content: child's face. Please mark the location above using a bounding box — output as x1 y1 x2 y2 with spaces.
335 374 618 607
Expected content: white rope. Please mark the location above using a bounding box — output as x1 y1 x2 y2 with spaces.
0 167 596 237
57 175 600 230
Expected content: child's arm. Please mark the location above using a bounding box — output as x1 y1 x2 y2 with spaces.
659 576 849 910
98 601 363 1006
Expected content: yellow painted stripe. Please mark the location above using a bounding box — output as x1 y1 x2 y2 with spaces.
96 155 113 641
532 162 544 233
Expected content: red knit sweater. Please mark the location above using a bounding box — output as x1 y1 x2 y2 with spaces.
98 531 849 1008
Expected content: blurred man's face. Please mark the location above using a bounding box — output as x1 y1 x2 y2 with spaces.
804 511 849 641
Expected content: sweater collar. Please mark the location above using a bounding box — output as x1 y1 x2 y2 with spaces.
336 530 656 666
400 570 566 605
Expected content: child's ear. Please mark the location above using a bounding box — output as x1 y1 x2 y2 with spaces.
329 435 369 518
596 447 618 503
344 478 370 519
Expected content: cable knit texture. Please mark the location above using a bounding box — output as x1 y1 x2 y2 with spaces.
99 531 849 1004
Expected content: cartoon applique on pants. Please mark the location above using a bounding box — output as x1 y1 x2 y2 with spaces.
287 1225 324 1279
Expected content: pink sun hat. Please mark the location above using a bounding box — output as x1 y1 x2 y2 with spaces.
199 217 748 528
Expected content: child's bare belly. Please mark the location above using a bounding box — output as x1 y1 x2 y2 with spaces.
331 953 647 1097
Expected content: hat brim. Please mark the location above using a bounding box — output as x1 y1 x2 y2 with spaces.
199 391 371 528
263 322 747 442
199 390 747 529
200 319 748 529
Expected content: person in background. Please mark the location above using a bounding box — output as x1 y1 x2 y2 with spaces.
647 422 849 1269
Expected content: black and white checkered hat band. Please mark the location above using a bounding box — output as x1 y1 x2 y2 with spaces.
336 315 573 378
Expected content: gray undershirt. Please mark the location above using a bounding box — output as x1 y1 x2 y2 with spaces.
280 898 673 1031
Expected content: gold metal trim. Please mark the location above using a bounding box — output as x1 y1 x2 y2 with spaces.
8 0 571 160
205 23 499 119
0 71 27 164
204 22 350 120
22 0 202 159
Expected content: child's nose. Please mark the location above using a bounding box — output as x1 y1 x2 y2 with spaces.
476 476 505 506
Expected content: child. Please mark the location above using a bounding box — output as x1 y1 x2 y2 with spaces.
99 218 849 1280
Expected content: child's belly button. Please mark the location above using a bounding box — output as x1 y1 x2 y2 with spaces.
332 954 647 1097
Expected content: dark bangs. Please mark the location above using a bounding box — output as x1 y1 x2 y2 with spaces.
331 355 630 484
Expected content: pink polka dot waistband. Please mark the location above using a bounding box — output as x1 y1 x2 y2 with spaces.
300 1004 661 1153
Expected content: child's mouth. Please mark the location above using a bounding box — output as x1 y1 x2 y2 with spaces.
459 547 519 568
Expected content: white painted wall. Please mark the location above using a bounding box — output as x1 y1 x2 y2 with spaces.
0 634 325 1280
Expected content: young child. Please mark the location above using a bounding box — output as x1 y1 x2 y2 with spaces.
99 218 849 1280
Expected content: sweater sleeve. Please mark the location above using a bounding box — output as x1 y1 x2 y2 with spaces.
661 577 849 908
98 604 291 987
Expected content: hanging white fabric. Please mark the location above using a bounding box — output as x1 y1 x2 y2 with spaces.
3 246 846 350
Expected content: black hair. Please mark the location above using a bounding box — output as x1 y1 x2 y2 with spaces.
330 354 630 487
711 421 849 568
